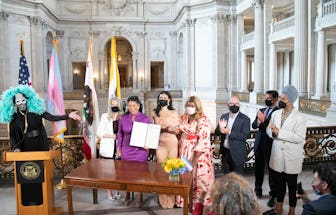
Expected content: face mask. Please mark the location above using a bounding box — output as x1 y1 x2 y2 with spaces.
186 107 196 115
111 106 119 113
278 101 286 109
229 105 239 113
312 183 322 195
15 94 27 112
265 99 273 107
158 99 168 107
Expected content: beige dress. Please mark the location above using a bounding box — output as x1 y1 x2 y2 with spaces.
152 109 179 209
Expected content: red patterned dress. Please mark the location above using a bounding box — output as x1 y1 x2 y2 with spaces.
176 114 214 207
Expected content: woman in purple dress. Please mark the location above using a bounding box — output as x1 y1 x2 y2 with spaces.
116 95 151 207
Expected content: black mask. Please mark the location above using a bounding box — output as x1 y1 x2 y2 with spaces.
158 99 168 107
111 106 120 112
229 105 239 113
265 99 273 107
278 101 286 109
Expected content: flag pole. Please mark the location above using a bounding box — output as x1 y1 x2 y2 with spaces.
50 33 67 189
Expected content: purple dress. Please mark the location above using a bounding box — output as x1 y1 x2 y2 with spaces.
117 112 151 161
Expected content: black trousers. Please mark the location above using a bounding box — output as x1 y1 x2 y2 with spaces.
221 148 244 175
272 169 298 207
254 140 275 196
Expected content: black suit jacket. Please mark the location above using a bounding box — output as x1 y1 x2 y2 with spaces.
215 112 251 168
302 194 336 215
251 106 278 152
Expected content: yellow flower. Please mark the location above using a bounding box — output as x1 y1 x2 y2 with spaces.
162 157 187 174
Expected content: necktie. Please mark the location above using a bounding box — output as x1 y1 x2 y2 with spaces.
265 108 271 118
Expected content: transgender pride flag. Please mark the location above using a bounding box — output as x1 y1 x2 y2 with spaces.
47 40 66 143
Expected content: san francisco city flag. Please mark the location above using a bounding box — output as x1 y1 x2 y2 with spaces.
47 39 66 143
108 37 121 106
83 38 100 160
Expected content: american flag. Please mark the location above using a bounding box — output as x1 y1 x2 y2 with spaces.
18 40 31 86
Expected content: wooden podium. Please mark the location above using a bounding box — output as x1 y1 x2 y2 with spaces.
3 150 62 215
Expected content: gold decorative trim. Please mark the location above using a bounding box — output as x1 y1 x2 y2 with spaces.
231 92 249 102
299 97 331 117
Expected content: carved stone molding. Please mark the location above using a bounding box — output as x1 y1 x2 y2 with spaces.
0 11 9 21
98 0 133 16
64 5 88 14
146 5 169 16
132 51 138 60
29 16 45 25
169 31 177 38
211 14 227 23
149 32 165 38
251 0 265 8
226 14 237 22
98 0 127 9
136 31 147 38
183 18 196 28
56 30 65 38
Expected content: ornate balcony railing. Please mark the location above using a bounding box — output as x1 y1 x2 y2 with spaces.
1 126 336 179
271 16 295 33
322 0 336 17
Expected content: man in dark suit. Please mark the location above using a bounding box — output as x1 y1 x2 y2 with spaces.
215 96 250 175
298 163 336 215
252 90 278 207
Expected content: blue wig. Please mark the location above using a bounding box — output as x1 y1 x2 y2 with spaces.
0 85 46 123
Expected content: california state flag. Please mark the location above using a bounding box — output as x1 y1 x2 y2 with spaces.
82 38 100 160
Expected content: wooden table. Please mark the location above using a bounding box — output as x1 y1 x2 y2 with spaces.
65 159 193 215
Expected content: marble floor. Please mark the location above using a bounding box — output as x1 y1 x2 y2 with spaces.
0 167 318 215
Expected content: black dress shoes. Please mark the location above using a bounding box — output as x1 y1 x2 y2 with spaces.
263 209 282 215
254 187 262 197
267 196 276 207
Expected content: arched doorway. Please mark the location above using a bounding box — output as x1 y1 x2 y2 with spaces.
105 37 133 89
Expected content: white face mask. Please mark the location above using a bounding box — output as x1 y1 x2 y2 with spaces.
186 107 196 115
15 93 27 112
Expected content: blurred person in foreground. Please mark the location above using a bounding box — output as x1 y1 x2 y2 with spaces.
97 97 123 200
252 90 279 207
152 91 180 208
193 172 261 215
264 85 307 215
215 96 250 175
116 95 151 207
176 96 214 208
297 163 336 215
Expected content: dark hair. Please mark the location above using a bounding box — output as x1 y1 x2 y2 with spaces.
126 95 143 113
153 91 175 117
313 163 336 195
266 90 279 99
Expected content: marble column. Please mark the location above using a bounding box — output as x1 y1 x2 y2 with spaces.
241 50 248 92
269 42 277 90
184 18 196 96
0 12 9 90
263 1 272 91
313 30 326 99
253 0 264 93
294 0 308 94
29 16 46 93
236 15 244 91
132 51 137 88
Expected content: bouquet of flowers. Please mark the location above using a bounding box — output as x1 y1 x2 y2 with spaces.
162 157 187 175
